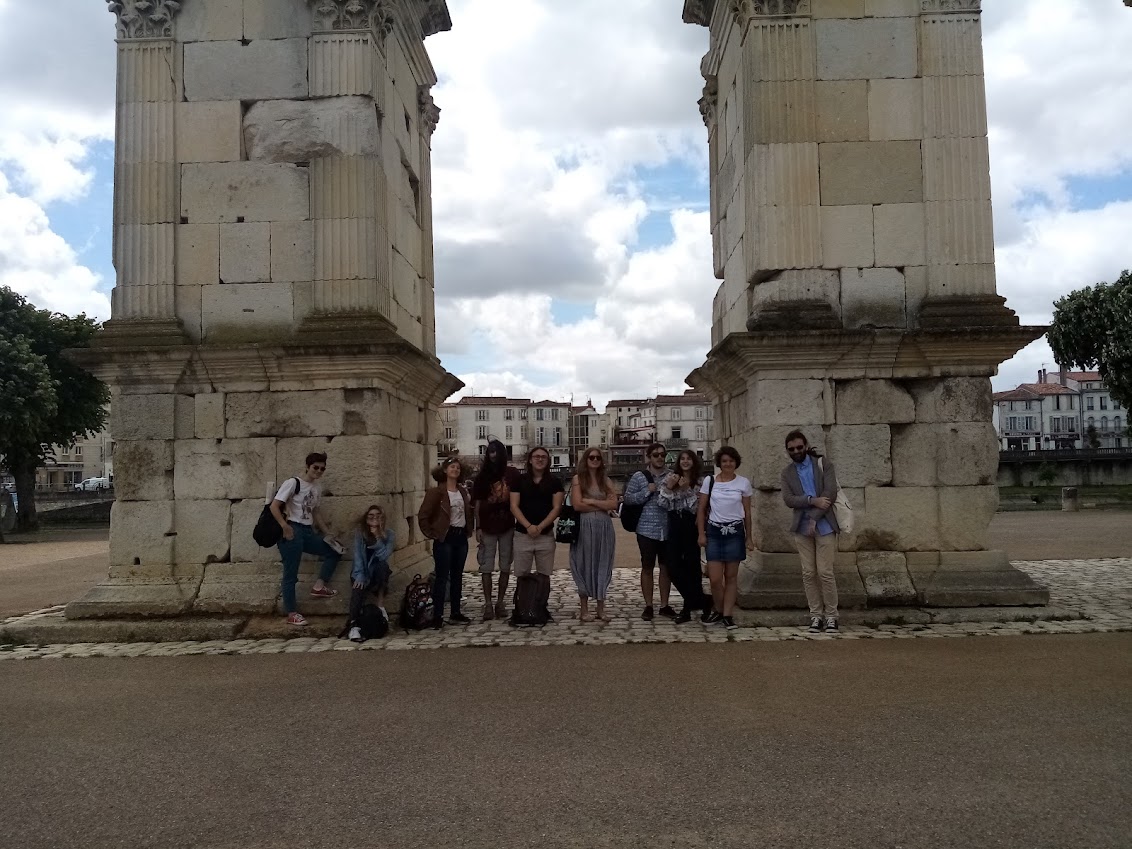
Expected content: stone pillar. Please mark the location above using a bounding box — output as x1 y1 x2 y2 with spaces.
104 0 185 345
68 0 460 621
683 0 1048 608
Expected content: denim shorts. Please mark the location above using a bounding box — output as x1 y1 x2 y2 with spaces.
705 521 745 563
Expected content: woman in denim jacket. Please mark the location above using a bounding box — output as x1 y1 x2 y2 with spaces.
347 504 396 641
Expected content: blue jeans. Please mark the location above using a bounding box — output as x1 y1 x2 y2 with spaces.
277 523 341 613
432 528 468 619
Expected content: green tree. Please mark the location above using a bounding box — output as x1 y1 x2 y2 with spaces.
0 288 108 534
1036 462 1057 487
1047 269 1132 409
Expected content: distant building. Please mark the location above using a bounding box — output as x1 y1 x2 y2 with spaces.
993 370 1124 450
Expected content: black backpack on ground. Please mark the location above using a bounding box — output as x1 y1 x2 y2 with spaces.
338 603 388 641
619 470 655 533
252 477 300 548
509 573 552 627
399 574 434 630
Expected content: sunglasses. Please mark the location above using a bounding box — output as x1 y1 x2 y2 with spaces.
586 455 602 462
311 465 326 471
649 452 665 458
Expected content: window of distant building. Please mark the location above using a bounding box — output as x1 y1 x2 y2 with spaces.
477 426 487 439
1100 397 1108 410
695 407 705 418
444 427 454 440
536 409 545 421
1087 397 1094 410
696 426 705 440
551 408 560 421
476 409 488 421
505 425 513 439
504 409 514 420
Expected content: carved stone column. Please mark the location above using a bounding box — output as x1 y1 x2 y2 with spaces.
684 0 1049 610
103 0 186 345
418 86 440 355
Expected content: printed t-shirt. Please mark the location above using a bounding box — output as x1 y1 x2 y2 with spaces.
700 475 753 525
472 467 522 535
274 477 320 525
513 473 565 535
448 489 466 528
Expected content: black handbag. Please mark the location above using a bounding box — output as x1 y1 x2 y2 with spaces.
252 477 299 548
554 494 580 544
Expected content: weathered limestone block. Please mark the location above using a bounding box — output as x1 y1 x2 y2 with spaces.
865 0 919 16
925 263 996 298
111 394 176 441
242 0 312 40
176 284 204 341
815 80 868 142
176 102 242 163
175 0 242 41
314 219 379 280
310 34 377 98
920 15 984 78
398 442 428 494
738 550 868 610
911 550 1048 606
840 268 907 329
939 486 997 551
926 200 994 265
751 143 820 207
893 422 997 487
923 76 987 138
868 78 922 141
812 0 866 18
193 564 279 616
873 203 926 266
911 377 993 423
174 438 276 501
750 270 841 321
175 223 219 288
270 221 314 283
227 390 345 439
860 486 941 551
815 18 918 81
318 435 399 496
752 379 829 426
113 441 174 502
195 393 225 439
244 98 380 163
220 223 271 283
182 163 310 224
836 380 915 425
741 18 815 83
744 81 817 146
827 424 892 488
109 501 175 569
230 499 280 565
310 157 381 219
819 141 923 206
821 204 874 269
184 40 308 102
399 402 425 443
351 389 402 439
752 490 797 553
857 551 917 605
923 138 991 202
201 283 295 337
173 500 232 565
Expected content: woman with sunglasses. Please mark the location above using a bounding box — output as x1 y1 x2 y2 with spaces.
569 448 619 622
347 504 395 641
657 449 713 623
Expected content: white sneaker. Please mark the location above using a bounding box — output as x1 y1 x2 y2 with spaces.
348 626 363 642
378 607 388 621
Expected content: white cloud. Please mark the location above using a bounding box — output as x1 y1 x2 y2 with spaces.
0 171 110 319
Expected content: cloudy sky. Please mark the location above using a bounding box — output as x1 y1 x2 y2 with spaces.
1 0 1130 408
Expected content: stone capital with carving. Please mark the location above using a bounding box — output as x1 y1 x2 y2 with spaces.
732 0 810 25
682 0 713 25
309 0 394 38
921 0 981 12
698 77 719 131
420 1 453 37
419 86 441 137
105 0 182 39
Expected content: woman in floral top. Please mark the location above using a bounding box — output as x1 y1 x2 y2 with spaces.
657 450 713 623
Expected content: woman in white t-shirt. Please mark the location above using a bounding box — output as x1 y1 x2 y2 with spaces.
696 446 754 630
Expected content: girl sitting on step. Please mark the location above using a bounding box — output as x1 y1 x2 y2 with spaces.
348 505 395 642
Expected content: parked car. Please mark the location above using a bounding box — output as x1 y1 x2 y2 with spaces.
75 477 111 492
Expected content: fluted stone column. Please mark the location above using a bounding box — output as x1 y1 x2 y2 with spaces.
69 0 460 622
684 0 1049 609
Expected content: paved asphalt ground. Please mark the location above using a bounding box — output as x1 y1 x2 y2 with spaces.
2 634 1130 849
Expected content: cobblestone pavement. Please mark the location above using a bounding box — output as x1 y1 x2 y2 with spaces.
1 558 1129 660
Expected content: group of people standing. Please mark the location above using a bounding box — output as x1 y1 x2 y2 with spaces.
268 429 844 637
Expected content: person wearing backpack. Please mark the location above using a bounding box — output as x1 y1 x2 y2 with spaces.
781 430 842 634
621 442 674 620
269 452 342 627
417 456 474 629
347 504 395 642
657 449 713 623
696 446 754 630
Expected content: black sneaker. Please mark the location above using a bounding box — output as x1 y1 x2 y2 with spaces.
702 610 722 625
431 617 444 630
824 617 839 633
722 616 738 630
642 606 654 621
808 616 823 633
658 605 677 619
449 612 471 625
674 609 692 624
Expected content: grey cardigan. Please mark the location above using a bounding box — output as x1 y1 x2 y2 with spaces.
780 455 840 534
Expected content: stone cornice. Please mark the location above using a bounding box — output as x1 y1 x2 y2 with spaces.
419 0 452 37
105 0 182 39
687 326 1045 398
682 0 714 25
921 0 981 12
732 0 811 26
